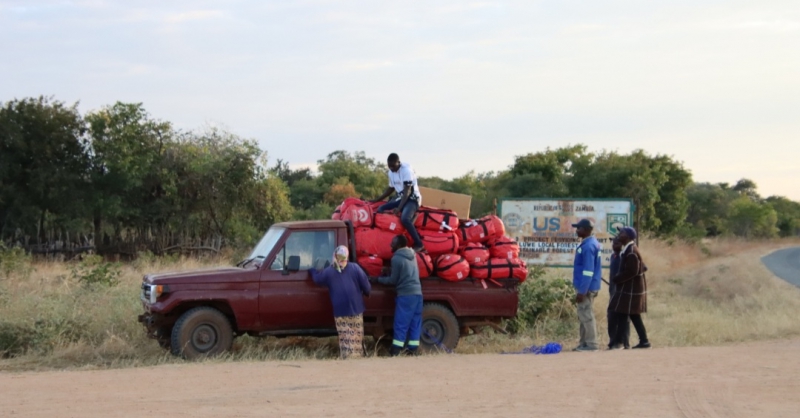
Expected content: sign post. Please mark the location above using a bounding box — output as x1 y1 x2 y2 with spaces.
499 198 635 267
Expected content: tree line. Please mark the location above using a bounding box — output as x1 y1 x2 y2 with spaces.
1 97 798 256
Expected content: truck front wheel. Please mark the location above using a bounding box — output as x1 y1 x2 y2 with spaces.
170 307 233 359
420 303 459 353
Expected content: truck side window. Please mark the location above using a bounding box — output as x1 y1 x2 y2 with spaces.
269 230 335 271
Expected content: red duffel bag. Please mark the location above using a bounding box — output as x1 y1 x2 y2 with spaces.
416 252 434 279
489 236 520 259
417 230 460 257
461 242 490 265
458 217 497 244
339 198 373 228
414 207 460 232
471 258 528 282
483 215 505 239
372 212 406 234
355 227 396 260
369 200 387 212
435 254 470 282
357 255 384 277
332 204 343 220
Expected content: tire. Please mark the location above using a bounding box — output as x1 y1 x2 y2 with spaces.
170 307 234 359
420 303 459 353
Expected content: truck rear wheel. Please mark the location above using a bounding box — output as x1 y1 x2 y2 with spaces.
420 303 459 353
170 307 233 359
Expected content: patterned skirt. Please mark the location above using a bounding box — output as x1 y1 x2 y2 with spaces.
334 314 364 359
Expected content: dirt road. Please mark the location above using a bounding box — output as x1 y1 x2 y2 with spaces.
2 339 799 417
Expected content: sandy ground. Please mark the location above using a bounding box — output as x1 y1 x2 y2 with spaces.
2 339 799 418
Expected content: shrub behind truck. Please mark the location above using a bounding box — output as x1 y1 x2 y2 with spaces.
139 220 519 359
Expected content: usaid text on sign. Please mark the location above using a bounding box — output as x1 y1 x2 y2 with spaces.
499 199 635 267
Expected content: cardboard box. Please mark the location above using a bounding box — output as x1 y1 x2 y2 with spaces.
418 186 472 218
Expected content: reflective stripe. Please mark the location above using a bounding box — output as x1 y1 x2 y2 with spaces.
392 340 405 347
583 271 593 276
408 340 420 347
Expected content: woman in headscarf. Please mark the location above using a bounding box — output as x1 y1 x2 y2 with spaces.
310 245 372 359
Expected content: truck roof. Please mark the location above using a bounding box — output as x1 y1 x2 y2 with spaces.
273 220 347 229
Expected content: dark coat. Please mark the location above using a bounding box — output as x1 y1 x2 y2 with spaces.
609 244 647 315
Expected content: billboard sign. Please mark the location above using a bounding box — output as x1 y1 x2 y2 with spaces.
499 199 635 267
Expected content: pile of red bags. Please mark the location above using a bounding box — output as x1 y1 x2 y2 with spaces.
333 198 527 282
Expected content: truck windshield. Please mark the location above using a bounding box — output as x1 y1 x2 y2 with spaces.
247 226 286 261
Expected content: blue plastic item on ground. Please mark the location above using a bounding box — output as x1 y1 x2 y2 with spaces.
502 342 562 355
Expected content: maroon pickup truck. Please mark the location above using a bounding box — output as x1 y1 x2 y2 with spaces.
138 220 519 359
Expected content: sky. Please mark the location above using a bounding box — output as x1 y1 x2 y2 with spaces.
2 1 799 200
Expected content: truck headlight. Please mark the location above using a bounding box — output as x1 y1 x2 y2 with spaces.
142 283 168 304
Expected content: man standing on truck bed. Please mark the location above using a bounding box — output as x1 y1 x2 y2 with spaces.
310 245 372 359
571 219 602 352
377 235 423 356
371 153 425 253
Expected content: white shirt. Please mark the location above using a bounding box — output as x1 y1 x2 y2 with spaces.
388 162 422 203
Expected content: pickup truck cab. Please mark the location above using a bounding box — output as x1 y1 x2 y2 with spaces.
139 220 519 359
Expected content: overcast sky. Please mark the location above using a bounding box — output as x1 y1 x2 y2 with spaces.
2 1 799 199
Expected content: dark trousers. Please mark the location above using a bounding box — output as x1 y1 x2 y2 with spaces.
377 199 422 248
607 309 630 348
610 311 649 345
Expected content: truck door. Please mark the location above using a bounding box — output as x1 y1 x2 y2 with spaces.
258 229 337 331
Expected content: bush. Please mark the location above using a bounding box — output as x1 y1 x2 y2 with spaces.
70 255 121 287
0 322 35 357
0 242 33 280
506 266 575 333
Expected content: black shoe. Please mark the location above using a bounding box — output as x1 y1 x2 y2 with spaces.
632 342 651 349
389 346 402 356
607 344 624 350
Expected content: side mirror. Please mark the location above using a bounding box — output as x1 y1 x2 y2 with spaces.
286 255 301 272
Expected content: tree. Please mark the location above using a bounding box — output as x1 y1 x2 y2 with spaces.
568 150 691 235
316 151 387 200
726 197 778 238
765 196 800 237
509 145 590 198
686 183 736 236
86 102 173 245
0 97 90 242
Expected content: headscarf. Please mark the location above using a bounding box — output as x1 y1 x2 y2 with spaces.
333 245 349 272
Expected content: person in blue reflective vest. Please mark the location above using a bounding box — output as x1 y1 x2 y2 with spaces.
376 234 423 356
571 218 603 352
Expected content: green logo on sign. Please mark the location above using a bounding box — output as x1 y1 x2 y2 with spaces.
607 214 628 234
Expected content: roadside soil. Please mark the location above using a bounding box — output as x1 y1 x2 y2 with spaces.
2 338 799 417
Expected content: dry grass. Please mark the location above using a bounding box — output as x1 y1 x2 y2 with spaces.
459 237 800 353
2 237 800 370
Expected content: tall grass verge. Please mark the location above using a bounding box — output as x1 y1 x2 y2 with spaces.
1 238 799 370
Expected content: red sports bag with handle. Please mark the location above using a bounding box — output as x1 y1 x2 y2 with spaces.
483 215 505 239
416 230 460 257
355 227 396 260
435 254 470 282
414 207 459 232
332 204 343 220
357 255 384 277
416 252 434 279
461 242 490 265
489 236 520 259
470 257 528 282
372 212 406 234
458 217 497 243
339 198 374 228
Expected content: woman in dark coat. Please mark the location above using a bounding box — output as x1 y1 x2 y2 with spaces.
609 227 650 349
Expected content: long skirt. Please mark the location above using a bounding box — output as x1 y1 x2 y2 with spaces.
334 314 364 359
